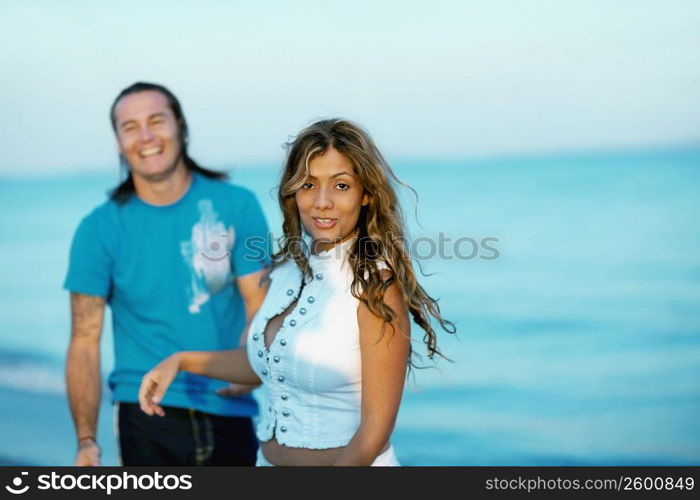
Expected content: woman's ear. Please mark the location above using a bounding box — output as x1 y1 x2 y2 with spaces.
362 192 370 207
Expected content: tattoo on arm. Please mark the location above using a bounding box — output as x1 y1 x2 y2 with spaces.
67 293 105 445
70 294 105 338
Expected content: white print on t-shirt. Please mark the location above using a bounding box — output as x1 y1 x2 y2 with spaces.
180 199 234 314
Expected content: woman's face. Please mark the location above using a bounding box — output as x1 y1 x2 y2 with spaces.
295 147 369 253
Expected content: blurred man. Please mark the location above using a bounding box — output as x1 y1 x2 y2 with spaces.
64 82 270 465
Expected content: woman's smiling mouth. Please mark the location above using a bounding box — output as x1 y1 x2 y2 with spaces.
312 217 338 229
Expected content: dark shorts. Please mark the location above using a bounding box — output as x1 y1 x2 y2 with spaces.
117 402 258 466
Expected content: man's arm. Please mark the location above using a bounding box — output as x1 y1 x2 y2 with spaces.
238 268 269 327
216 268 269 397
65 292 105 466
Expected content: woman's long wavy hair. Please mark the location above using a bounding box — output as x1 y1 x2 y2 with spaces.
273 119 456 366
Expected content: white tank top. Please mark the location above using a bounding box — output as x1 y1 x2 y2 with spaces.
246 237 385 448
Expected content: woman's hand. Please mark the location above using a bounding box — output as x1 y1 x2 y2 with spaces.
139 353 181 417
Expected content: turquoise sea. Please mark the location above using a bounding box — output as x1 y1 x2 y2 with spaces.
1 146 699 465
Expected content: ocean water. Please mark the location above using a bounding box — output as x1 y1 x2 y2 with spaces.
1 147 699 465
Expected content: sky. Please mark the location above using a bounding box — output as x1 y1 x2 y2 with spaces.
1 0 699 176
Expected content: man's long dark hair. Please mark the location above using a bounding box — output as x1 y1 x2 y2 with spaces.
109 82 227 204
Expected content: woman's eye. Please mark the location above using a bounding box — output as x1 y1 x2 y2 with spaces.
301 183 314 190
336 183 350 190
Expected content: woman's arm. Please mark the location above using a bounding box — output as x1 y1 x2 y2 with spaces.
179 347 261 384
333 276 411 465
139 347 261 417
140 270 269 414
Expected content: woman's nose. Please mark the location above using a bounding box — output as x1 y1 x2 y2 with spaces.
314 188 333 210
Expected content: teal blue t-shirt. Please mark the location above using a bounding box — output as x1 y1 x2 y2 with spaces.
64 172 271 417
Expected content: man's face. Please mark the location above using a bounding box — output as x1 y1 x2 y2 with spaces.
113 90 184 182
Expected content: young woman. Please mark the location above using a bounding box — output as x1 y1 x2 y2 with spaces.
139 119 455 466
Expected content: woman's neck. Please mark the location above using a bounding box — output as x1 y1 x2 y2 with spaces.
311 229 357 255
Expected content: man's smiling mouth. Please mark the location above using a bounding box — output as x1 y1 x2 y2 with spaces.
139 147 162 157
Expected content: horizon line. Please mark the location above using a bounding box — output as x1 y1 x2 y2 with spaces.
1 140 699 181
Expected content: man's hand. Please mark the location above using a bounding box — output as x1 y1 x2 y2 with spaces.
74 439 101 466
216 382 260 397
